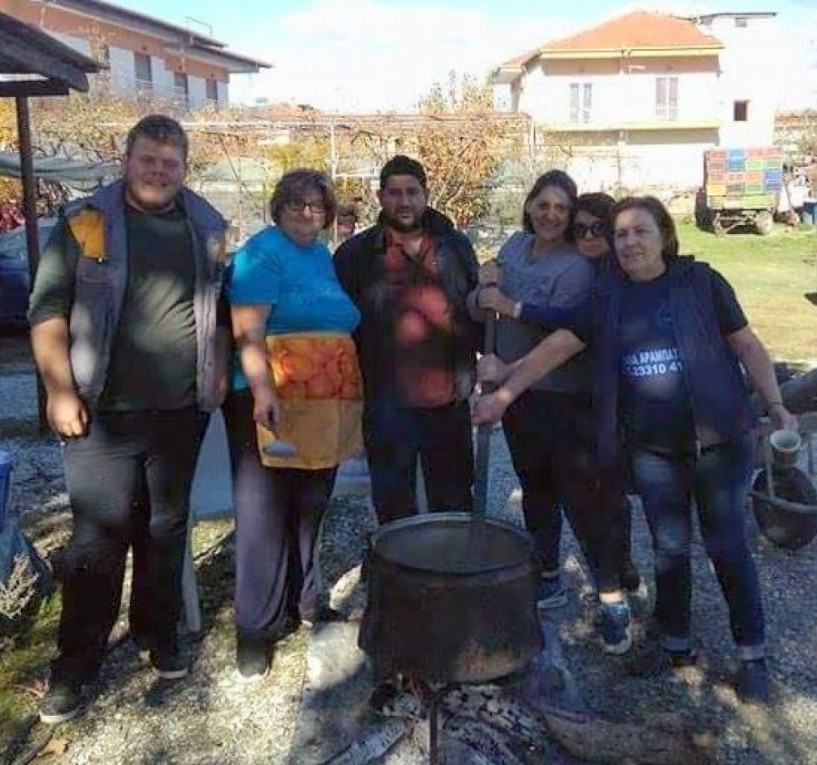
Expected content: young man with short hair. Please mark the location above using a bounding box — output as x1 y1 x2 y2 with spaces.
335 155 481 521
29 114 229 723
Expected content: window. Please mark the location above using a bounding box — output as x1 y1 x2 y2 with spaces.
735 16 748 28
134 52 152 92
569 83 592 123
173 72 189 98
655 76 678 120
206 78 218 102
733 100 749 122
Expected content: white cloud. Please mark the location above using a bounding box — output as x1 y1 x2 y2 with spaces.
228 0 560 111
227 0 817 111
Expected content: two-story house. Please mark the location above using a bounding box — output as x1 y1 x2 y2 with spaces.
0 0 269 109
688 11 779 148
492 11 777 191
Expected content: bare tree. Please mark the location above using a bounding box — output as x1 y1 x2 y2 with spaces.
414 72 527 226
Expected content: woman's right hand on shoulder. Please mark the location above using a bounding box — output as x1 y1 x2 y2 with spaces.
251 385 280 431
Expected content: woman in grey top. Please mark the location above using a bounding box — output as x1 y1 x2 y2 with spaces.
468 171 633 654
471 189 637 655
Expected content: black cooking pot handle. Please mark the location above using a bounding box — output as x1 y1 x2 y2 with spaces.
473 313 497 517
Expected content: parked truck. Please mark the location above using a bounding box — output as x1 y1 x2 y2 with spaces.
695 146 783 235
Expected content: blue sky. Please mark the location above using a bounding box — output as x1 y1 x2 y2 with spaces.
125 0 817 111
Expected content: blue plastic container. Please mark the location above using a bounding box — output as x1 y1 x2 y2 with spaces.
0 451 11 532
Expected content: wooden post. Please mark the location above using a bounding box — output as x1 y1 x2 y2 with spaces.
15 95 48 434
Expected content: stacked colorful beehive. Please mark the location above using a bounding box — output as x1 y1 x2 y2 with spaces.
704 147 782 210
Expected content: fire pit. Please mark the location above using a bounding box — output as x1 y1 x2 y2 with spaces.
359 511 543 763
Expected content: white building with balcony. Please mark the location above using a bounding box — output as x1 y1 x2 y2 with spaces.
492 10 780 191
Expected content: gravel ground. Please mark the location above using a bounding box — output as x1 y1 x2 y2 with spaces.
3 341 817 764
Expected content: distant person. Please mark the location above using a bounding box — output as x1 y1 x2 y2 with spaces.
475 196 796 704
28 115 229 724
334 155 481 522
335 201 359 244
224 169 362 680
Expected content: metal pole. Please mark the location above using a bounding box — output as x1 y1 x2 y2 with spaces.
428 689 439 765
15 95 48 433
15 96 40 281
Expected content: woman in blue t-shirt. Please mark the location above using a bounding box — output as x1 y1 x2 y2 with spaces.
224 169 361 681
474 196 796 705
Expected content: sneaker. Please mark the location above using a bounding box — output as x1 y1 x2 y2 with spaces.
536 577 567 610
619 561 642 593
39 680 83 725
628 642 697 678
598 601 632 655
149 645 189 680
236 637 270 682
737 659 771 705
369 680 400 714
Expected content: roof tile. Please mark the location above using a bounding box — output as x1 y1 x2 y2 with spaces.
498 10 721 67
544 11 721 52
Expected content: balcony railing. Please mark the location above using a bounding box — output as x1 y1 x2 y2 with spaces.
655 103 679 121
135 77 154 94
569 108 592 124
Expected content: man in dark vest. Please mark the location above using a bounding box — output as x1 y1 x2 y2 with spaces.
29 114 229 723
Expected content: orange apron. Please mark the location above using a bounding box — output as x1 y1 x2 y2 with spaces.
257 332 363 469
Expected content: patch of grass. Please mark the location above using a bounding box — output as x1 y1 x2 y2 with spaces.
0 593 61 736
677 222 817 363
477 222 817 364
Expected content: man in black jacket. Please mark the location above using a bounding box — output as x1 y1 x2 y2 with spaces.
335 156 481 522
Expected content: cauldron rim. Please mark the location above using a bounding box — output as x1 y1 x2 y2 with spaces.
370 511 534 575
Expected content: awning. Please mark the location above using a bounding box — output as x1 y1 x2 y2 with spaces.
0 151 116 191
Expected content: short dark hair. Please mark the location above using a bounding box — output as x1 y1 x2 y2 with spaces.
612 195 679 262
379 155 427 190
126 114 188 161
522 169 578 236
576 192 616 221
269 168 336 229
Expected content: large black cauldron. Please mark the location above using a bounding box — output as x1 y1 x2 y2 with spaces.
359 512 543 685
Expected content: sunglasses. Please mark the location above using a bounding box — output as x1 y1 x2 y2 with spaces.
573 221 609 239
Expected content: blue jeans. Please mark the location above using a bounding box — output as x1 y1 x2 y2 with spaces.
630 435 765 659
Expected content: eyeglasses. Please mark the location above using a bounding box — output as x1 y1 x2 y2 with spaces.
573 221 609 239
284 200 327 214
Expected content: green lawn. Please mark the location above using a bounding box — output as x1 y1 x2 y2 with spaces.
676 222 817 364
477 221 817 365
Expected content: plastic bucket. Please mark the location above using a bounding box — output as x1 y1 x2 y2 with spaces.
801 200 816 226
